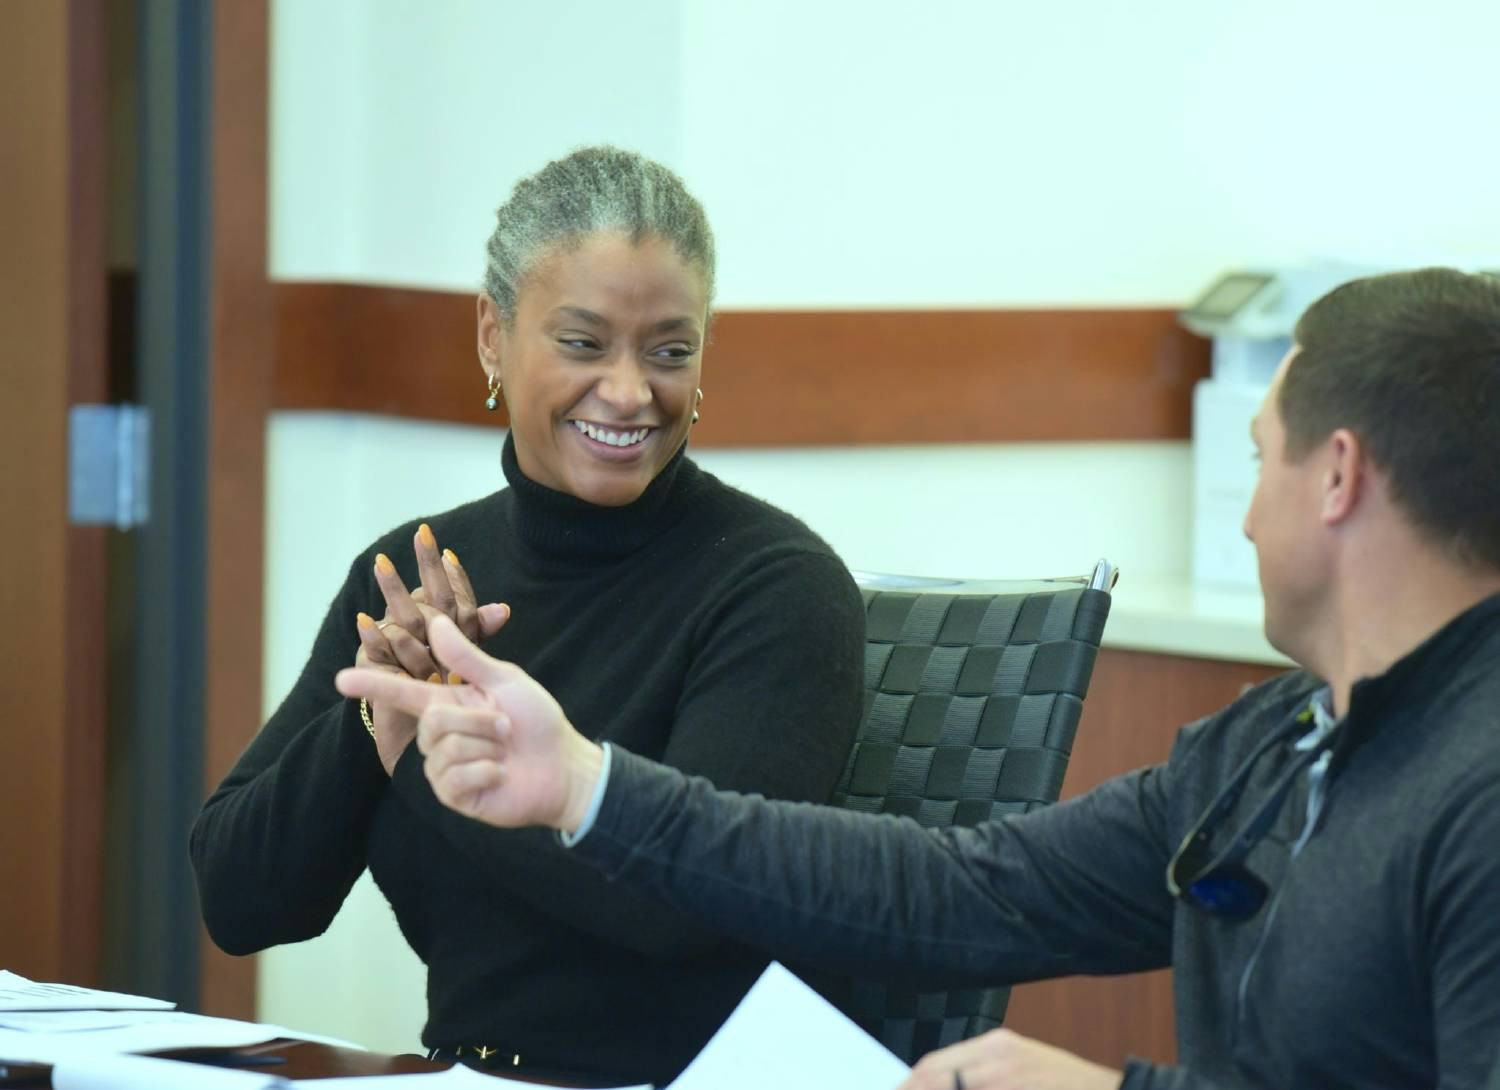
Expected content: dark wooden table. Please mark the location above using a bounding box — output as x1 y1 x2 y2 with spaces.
2 1039 592 1085
0 1039 447 1086
220 1038 450 1077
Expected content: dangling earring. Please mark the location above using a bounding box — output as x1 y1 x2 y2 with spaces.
691 387 703 424
484 372 501 412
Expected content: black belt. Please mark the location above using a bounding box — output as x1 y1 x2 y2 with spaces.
426 1046 625 1087
426 1044 523 1071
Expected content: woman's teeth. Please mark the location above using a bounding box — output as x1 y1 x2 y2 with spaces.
573 421 650 448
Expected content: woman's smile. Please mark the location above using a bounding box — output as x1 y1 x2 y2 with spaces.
567 419 656 460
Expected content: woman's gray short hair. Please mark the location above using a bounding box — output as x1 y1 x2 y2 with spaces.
482 146 716 322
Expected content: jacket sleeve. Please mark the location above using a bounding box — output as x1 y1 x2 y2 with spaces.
1118 1060 1239 1089
190 554 390 955
386 550 867 961
569 734 1178 988
1427 776 1500 1088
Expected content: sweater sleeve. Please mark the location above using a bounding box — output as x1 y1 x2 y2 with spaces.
386 549 866 960
190 554 389 955
570 738 1177 987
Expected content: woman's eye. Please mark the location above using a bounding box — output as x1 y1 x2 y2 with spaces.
653 343 697 362
558 336 600 352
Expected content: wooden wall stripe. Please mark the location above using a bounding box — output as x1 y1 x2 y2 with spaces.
272 283 1211 444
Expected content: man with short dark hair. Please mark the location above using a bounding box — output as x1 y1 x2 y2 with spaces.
341 268 1500 1089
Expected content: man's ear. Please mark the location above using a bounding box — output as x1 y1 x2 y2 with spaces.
1321 427 1366 526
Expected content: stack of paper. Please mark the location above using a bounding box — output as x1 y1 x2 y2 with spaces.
50 1052 288 1090
0 970 358 1066
0 971 175 1013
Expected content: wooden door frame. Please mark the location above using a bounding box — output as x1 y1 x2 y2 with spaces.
199 0 273 1020
0 0 270 1017
0 0 109 989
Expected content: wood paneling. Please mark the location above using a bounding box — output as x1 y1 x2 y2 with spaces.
274 283 487 424
1002 648 1285 1069
198 0 272 1022
272 284 1211 444
0 0 108 985
699 309 1208 445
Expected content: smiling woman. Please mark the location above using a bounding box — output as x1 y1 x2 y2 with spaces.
478 232 706 506
189 147 867 1086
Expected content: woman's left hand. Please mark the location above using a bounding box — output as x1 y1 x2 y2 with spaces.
407 523 510 644
897 1029 1122 1090
366 526 512 678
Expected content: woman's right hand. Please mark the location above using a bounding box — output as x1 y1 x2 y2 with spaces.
353 614 432 776
354 524 511 776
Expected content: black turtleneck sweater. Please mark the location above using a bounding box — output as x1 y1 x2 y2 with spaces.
191 438 865 1085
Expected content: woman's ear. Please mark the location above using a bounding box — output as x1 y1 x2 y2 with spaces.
476 293 503 379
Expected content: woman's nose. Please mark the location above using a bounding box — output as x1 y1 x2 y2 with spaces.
595 354 651 414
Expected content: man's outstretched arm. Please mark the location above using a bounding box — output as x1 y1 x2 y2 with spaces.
336 615 1174 988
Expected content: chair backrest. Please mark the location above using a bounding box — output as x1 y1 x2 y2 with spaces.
821 561 1115 1063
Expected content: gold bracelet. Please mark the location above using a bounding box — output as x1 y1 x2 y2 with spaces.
359 698 376 740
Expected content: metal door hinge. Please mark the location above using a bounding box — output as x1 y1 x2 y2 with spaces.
69 404 150 528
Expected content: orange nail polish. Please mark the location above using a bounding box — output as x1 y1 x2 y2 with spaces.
375 553 395 575
356 612 376 630
427 672 442 684
417 523 436 550
446 673 464 686
442 548 460 567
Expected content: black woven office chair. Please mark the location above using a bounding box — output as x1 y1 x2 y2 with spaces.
822 560 1116 1063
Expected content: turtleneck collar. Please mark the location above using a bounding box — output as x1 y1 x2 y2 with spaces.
499 431 702 562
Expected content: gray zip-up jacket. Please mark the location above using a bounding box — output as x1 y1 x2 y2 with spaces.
572 593 1500 1088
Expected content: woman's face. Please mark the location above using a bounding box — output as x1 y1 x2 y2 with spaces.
477 232 708 507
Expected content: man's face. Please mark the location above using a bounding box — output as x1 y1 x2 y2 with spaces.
1244 350 1330 661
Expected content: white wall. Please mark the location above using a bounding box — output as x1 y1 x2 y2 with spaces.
259 0 1500 1051
270 0 685 293
272 0 1500 303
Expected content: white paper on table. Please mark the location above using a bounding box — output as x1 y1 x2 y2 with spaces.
290 1069 493 1090
666 962 910 1090
51 1052 288 1090
264 1022 367 1051
291 1064 648 1090
0 971 175 1012
0 1009 281 1063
